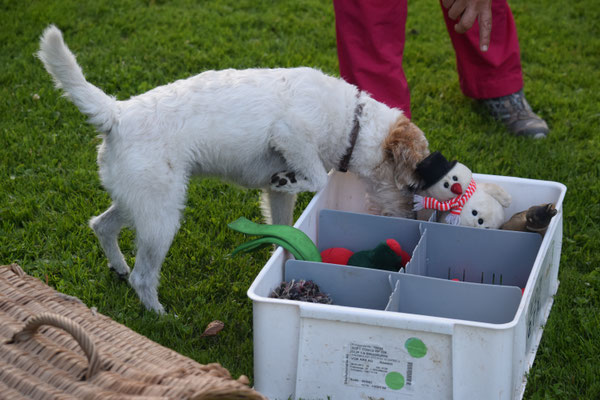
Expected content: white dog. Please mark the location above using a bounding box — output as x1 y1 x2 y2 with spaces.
38 25 429 313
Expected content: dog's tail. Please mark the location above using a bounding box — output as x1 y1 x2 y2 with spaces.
37 25 118 134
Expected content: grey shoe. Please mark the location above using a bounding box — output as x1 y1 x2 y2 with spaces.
481 89 549 138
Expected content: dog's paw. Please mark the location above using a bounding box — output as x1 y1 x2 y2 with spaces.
109 263 130 280
271 171 298 188
270 170 323 193
149 303 166 315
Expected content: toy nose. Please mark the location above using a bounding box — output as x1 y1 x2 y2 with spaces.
451 183 463 195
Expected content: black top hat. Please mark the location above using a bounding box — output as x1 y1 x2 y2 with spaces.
416 151 458 190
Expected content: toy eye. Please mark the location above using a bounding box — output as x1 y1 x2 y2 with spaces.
478 218 484 225
472 210 478 216
452 176 458 181
444 182 450 188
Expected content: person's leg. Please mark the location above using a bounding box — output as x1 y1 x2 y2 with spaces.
442 0 522 99
333 0 411 118
441 0 548 137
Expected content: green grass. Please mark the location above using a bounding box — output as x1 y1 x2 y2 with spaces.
1 0 599 398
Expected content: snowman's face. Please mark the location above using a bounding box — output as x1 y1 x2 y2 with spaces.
426 163 472 201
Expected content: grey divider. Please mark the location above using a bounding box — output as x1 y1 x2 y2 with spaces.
414 221 542 287
385 275 523 324
285 260 400 310
303 209 541 322
317 209 422 256
319 209 543 289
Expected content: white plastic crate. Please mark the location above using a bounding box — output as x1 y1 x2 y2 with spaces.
248 171 566 400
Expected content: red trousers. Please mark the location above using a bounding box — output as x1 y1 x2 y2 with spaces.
333 0 524 119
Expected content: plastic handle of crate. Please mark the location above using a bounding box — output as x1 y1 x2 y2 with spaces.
11 312 101 380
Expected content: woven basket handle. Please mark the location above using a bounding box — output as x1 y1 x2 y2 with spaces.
11 312 101 380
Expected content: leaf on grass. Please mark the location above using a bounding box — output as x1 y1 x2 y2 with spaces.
201 320 225 337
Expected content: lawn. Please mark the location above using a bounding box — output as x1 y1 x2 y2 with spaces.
1 0 599 398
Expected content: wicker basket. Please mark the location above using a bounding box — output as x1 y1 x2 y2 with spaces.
0 264 266 400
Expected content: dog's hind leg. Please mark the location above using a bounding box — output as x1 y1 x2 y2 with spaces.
89 204 130 278
260 189 296 225
128 205 182 314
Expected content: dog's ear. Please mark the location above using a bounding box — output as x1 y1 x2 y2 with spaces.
383 115 430 173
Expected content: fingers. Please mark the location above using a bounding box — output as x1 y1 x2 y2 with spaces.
477 6 492 51
447 0 467 20
444 0 492 52
453 6 477 33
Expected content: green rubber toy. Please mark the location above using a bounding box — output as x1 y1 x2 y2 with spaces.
228 217 321 262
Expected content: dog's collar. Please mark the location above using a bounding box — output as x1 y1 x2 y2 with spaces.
338 91 364 173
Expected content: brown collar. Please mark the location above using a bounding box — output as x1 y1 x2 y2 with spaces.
338 92 364 172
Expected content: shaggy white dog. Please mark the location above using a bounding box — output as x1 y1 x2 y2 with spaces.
38 25 429 313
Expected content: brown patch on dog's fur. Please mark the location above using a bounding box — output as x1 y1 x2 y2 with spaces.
384 115 430 172
366 115 430 218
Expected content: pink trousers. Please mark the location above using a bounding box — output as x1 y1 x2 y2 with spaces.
333 0 523 119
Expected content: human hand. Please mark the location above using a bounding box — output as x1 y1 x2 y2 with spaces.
442 0 492 52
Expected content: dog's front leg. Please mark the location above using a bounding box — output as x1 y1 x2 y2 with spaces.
268 122 329 194
260 189 296 225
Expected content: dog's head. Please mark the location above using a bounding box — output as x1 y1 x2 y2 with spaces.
367 115 430 217
382 115 430 190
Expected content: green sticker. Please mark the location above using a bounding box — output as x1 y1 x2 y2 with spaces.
385 371 405 390
405 337 427 358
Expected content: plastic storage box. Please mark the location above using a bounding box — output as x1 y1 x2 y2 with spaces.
248 171 566 400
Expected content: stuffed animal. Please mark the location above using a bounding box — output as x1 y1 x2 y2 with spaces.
321 239 411 271
413 151 512 229
501 203 557 235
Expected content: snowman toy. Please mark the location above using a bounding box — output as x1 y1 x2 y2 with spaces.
413 151 512 229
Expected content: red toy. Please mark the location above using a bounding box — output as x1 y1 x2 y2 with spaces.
321 239 411 271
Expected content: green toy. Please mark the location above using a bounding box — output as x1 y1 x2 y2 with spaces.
228 217 322 262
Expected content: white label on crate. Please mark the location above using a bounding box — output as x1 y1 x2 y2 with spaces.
343 339 427 394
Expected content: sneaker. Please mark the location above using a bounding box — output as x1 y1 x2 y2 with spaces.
481 89 549 138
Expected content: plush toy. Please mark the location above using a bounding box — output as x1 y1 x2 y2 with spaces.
501 203 557 235
413 151 512 229
321 239 411 271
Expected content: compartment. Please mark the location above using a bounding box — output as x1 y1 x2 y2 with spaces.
284 260 399 310
386 274 522 324
409 218 542 288
317 209 422 257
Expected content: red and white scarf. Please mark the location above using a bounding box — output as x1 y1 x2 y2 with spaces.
413 179 477 224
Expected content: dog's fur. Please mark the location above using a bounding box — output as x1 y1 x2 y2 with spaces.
37 25 429 313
